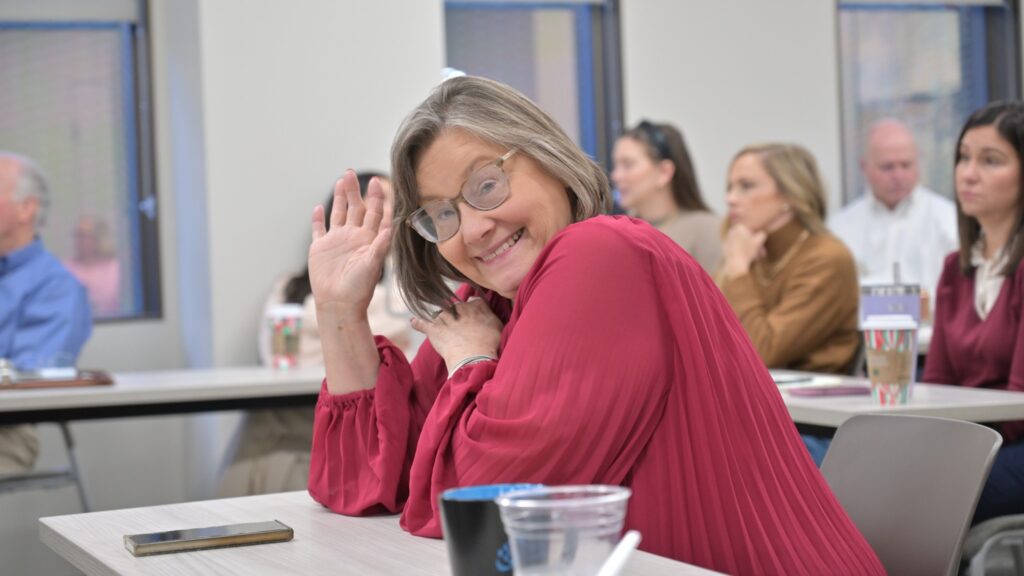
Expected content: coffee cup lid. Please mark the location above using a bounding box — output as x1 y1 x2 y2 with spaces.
860 314 917 331
267 304 304 319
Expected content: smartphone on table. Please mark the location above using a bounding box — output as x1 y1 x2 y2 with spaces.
124 520 293 556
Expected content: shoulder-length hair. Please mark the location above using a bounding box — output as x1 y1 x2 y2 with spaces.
390 76 611 318
954 100 1024 276
620 121 710 212
729 142 828 234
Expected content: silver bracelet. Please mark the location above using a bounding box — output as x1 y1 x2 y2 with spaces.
449 354 497 375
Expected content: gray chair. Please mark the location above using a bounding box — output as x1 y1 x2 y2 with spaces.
963 515 1024 575
821 414 1002 576
0 422 90 512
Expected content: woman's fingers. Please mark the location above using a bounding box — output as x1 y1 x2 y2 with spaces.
329 176 349 230
343 170 366 227
363 177 388 231
410 316 427 334
311 204 327 242
369 220 392 257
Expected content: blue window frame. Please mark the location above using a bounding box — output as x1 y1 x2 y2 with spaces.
0 3 160 321
445 1 621 165
837 1 1020 203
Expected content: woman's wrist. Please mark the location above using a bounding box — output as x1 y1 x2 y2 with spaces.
446 353 498 375
723 259 751 280
315 303 369 328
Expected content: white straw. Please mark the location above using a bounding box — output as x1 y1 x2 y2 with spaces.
596 530 642 576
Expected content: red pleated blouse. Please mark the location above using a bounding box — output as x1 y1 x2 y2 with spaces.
308 216 884 575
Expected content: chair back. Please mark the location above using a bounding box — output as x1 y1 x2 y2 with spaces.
821 414 1002 576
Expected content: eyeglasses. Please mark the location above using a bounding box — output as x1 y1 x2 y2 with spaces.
637 120 671 160
406 149 517 243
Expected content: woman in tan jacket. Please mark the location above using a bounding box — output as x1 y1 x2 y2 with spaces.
718 143 859 375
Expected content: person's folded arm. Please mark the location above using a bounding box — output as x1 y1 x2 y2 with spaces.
999 264 1024 443
720 243 856 369
399 223 673 537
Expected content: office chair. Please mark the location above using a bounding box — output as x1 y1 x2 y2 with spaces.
0 422 91 512
820 414 1001 576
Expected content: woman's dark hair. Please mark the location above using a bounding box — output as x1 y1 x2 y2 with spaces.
954 101 1024 276
621 120 710 212
284 172 386 304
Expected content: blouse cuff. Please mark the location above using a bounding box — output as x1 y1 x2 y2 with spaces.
317 379 375 408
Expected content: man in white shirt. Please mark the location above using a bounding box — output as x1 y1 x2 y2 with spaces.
829 119 958 317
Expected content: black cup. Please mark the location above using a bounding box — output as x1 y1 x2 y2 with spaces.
439 484 542 576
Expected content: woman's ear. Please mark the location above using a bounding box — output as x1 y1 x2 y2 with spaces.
657 159 676 188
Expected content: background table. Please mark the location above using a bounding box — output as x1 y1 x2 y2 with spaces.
39 490 722 576
777 371 1024 428
0 366 325 425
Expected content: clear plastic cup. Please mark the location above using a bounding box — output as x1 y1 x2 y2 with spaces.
495 485 632 576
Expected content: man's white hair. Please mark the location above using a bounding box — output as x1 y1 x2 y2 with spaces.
1 152 50 228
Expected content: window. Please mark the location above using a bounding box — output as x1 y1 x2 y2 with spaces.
838 0 1020 203
0 0 159 321
444 0 623 166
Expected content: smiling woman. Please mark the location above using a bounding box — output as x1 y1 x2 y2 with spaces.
304 76 884 575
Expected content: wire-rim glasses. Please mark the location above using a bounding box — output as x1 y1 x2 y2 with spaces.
406 149 517 243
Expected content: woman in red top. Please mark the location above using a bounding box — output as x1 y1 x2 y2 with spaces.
306 76 883 574
924 101 1024 523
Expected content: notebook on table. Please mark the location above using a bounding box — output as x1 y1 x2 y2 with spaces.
0 369 113 390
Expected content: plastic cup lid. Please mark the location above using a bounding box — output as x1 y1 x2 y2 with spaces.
860 314 918 331
267 304 304 319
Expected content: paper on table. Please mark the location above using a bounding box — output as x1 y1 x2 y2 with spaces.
770 371 843 387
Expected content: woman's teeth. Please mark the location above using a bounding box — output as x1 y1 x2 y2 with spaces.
481 229 524 262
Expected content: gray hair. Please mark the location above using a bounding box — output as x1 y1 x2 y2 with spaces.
1 152 50 228
390 76 611 317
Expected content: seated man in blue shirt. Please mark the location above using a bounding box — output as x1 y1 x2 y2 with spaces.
0 152 92 475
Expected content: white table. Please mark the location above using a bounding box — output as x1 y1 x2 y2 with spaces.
777 371 1024 428
39 491 721 576
0 366 325 425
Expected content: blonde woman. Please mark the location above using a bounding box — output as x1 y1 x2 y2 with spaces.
719 143 859 375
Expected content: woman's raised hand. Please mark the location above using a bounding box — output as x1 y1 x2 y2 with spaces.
308 170 394 320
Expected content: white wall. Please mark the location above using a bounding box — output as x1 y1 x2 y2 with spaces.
197 0 444 367
4 2 445 574
620 0 843 215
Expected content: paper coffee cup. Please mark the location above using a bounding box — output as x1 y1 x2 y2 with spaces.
267 304 304 369
861 314 918 405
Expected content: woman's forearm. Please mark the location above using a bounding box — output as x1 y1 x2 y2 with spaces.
317 308 381 395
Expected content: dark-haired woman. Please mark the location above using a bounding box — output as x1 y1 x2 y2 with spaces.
924 100 1024 523
217 174 414 497
611 121 722 271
